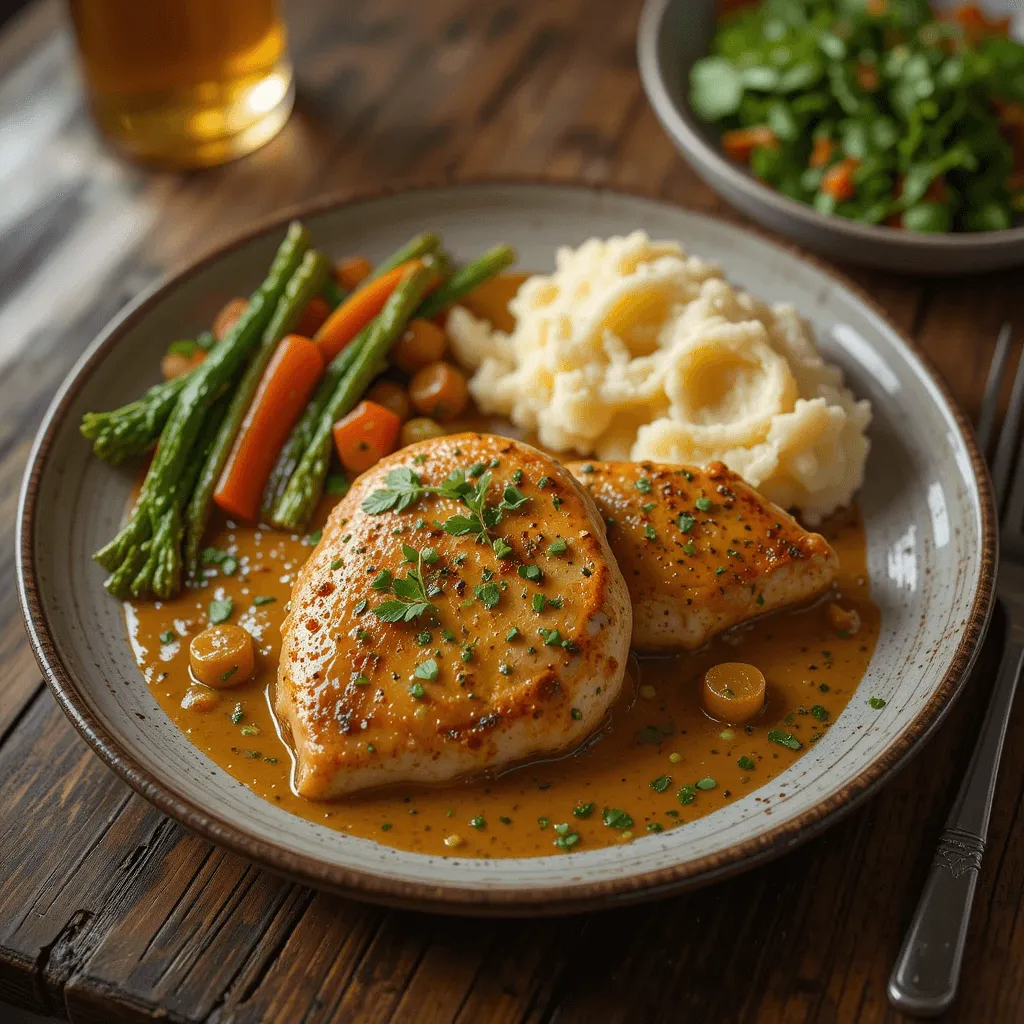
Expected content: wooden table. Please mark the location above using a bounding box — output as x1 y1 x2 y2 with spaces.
2 1 1023 1021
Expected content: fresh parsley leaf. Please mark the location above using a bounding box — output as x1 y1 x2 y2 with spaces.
810 705 829 721
252 595 276 606
414 659 439 680
538 628 562 646
635 477 652 493
695 497 713 512
677 785 696 805
767 729 802 750
208 598 233 624
371 569 393 591
159 630 175 644
737 755 756 771
547 538 567 556
650 775 672 793
678 513 696 533
695 776 717 791
532 593 546 613
492 536 513 559
518 564 542 582
474 582 501 609
602 808 633 829
869 696 887 710
573 802 595 819
554 831 580 851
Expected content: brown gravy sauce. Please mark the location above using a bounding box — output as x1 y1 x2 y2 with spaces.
123 273 880 859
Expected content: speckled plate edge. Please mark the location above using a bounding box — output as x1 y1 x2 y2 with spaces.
17 177 997 916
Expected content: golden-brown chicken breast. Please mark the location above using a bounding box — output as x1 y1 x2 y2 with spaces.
277 434 631 799
567 460 838 652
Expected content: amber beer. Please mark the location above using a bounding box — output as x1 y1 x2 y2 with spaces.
67 0 294 167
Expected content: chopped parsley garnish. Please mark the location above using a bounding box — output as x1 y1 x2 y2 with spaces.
573 802 596 819
353 599 367 615
538 476 552 489
409 681 426 699
768 729 803 750
683 542 696 556
756 593 765 607
499 816 512 825
492 536 513 559
325 473 350 497
219 666 238 683
635 477 652 494
695 497 713 512
352 675 370 686
547 538 568 556
538 817 550 829
201 547 238 577
644 525 657 541
532 593 546 613
571 707 582 721
642 501 657 512
469 815 486 829
554 830 580 851
474 582 502 609
810 705 829 721
380 823 392 832
208 598 233 625
253 595 276 606
602 807 633 829
647 822 664 833
373 552 437 622
506 627 520 641
330 558 343 570
421 547 439 564
650 775 672 793
677 785 696 805
715 566 726 576
231 703 244 725
414 659 439 681
695 776 717 791
371 569 393 591
415 630 432 645
468 462 486 478
512 469 523 484
737 755 756 771
538 627 562 646
159 630 176 644
303 530 322 546
518 564 542 582
869 696 887 710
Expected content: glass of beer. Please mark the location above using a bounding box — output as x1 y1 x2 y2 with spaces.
67 0 294 168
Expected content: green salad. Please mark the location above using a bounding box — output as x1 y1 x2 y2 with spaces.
690 0 1024 232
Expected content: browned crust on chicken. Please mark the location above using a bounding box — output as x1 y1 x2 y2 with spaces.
567 460 838 652
277 434 631 798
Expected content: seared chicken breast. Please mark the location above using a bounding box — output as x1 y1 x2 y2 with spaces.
277 434 631 799
567 461 838 652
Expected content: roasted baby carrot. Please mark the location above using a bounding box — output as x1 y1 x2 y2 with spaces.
214 334 325 521
335 255 373 291
293 295 331 337
332 400 402 475
314 260 424 362
213 297 249 341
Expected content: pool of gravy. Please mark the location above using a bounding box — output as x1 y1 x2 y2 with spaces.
123 272 879 858
127 504 876 858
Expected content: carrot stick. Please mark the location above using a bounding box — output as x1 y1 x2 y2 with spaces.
214 335 325 521
213 298 249 342
332 400 402 475
314 260 424 362
336 256 373 291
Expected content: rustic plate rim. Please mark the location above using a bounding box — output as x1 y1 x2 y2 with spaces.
17 176 997 916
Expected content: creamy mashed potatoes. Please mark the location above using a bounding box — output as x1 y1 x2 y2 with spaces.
447 232 870 524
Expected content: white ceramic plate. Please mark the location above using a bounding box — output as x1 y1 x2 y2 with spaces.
18 182 995 914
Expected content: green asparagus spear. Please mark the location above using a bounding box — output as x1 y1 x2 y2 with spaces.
258 233 440 515
94 222 310 597
271 263 435 530
183 248 330 576
417 245 516 320
81 374 189 464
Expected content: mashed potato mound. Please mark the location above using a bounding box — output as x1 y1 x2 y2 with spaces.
446 231 870 525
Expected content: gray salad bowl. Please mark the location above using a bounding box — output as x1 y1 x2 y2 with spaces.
637 0 1024 274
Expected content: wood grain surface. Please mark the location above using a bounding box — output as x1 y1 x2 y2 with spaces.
2 0 1024 1021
